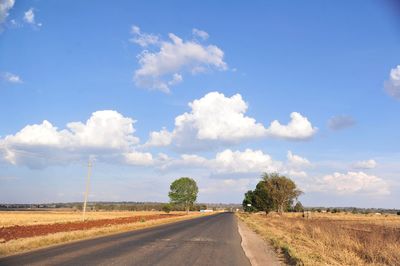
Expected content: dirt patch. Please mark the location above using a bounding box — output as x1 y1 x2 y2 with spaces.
0 214 182 242
237 218 282 266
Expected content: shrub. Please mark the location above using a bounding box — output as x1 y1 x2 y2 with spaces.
162 204 172 213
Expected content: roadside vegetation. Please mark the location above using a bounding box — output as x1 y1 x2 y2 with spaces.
239 172 400 265
238 212 400 265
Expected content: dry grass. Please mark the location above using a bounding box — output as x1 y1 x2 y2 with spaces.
237 212 400 266
0 211 213 257
0 210 163 227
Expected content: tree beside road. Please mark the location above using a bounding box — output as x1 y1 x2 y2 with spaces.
169 177 198 214
243 173 302 214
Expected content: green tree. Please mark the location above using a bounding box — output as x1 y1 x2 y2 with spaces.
168 177 198 214
261 173 302 214
242 190 257 212
294 201 304 212
253 182 274 214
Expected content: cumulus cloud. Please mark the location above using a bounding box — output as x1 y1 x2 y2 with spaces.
328 115 356 130
132 27 227 92
0 110 145 168
160 148 282 175
174 92 266 142
384 65 400 100
316 171 389 195
213 149 282 174
0 0 14 28
352 159 377 170
23 8 41 27
144 127 173 147
266 112 317 140
1 72 22 83
146 92 317 150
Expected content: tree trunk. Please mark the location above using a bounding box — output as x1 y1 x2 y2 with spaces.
185 205 189 215
278 204 284 215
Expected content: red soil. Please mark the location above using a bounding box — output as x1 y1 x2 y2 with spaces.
0 214 182 242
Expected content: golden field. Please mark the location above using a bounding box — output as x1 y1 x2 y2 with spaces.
0 210 169 227
237 212 400 266
0 210 213 257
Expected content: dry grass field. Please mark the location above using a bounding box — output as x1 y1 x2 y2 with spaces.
0 210 168 227
237 212 400 266
0 210 213 257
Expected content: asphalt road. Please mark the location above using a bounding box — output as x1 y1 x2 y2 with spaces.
0 212 251 266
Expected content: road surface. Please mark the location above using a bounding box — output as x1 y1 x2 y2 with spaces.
0 212 251 266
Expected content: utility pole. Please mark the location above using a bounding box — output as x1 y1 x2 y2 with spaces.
82 159 92 221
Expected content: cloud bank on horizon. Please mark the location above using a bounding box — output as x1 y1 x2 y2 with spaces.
0 90 389 197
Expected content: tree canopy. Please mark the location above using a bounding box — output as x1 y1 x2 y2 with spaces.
242 173 302 214
168 177 198 214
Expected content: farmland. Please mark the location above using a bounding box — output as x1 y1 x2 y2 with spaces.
0 210 212 257
237 212 400 266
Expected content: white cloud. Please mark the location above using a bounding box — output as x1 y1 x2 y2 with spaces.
0 0 14 27
132 27 227 92
23 8 34 24
160 148 282 175
145 127 173 147
23 8 41 27
1 72 22 83
266 112 317 140
174 92 266 142
352 159 377 170
192 28 209 40
384 65 400 100
328 115 356 130
213 149 282 174
316 171 389 195
124 151 153 166
0 110 141 168
287 151 311 168
145 92 317 151
130 25 159 47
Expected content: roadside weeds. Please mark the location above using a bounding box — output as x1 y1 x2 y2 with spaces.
237 212 303 266
236 212 400 266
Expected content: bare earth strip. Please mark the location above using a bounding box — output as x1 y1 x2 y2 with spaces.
0 214 182 242
237 218 282 266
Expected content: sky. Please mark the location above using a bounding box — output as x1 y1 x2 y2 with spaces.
0 0 399 208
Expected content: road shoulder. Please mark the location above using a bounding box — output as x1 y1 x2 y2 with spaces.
237 216 282 266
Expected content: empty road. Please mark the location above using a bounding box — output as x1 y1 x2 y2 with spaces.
0 212 251 266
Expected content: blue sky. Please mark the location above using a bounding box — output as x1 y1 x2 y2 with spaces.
0 0 399 207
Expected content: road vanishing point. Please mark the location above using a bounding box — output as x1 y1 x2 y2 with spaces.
0 213 251 266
